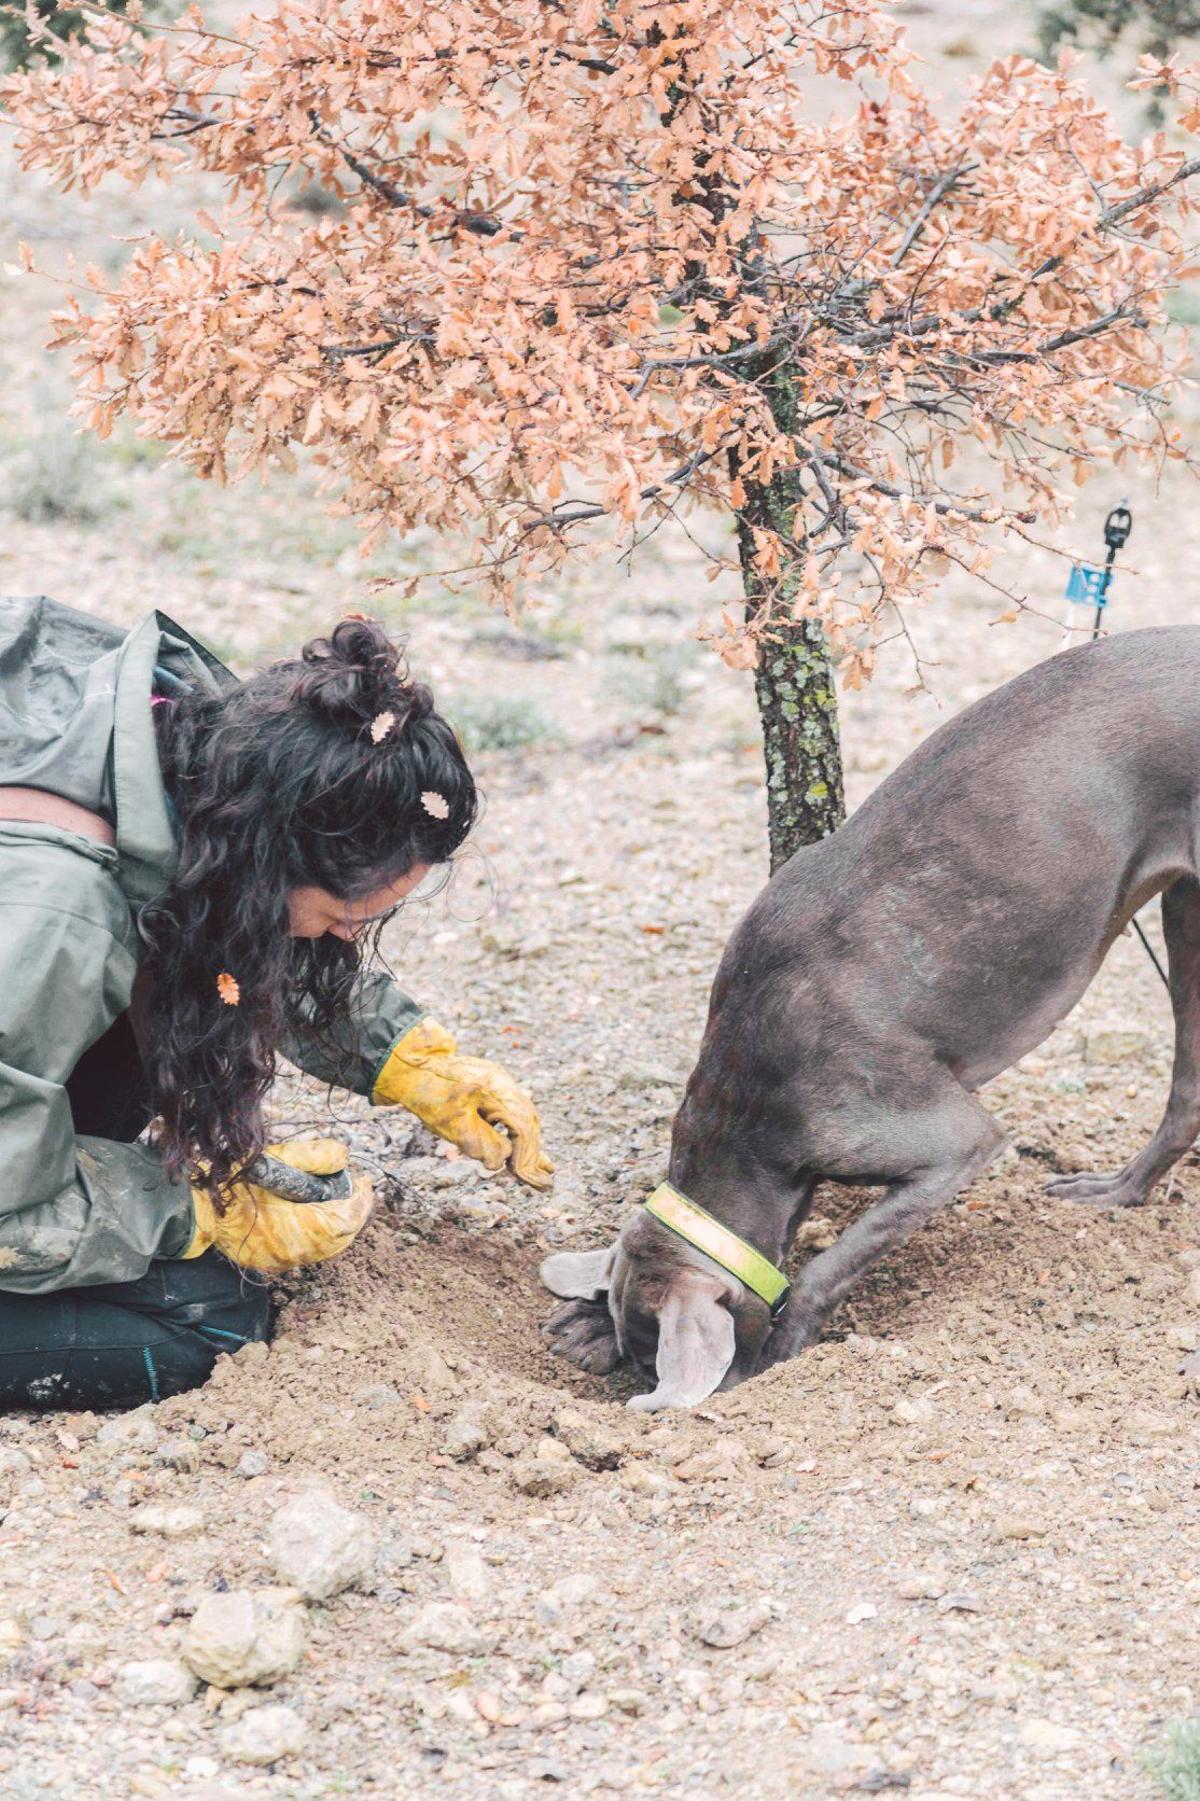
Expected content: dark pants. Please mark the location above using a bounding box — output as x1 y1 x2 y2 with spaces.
0 1012 272 1411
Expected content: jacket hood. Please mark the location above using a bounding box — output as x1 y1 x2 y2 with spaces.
0 595 236 910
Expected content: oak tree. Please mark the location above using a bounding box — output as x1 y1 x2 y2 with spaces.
6 2 1200 865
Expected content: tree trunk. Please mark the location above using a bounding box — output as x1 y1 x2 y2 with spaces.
736 487 845 877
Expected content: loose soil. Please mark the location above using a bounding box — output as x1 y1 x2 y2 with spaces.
1 7 1199 1796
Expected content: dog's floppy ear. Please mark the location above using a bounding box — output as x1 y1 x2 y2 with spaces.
627 1270 736 1412
539 1244 616 1300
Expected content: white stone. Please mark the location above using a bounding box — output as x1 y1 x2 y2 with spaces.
182 1756 219 1780
264 1487 378 1601
443 1403 492 1461
891 1396 935 1426
845 1602 878 1625
803 1726 876 1775
536 1571 598 1625
992 1514 1048 1542
694 1598 773 1648
511 1450 577 1497
1126 1408 1178 1441
96 1408 159 1454
221 1702 307 1765
0 1448 32 1483
115 1659 199 1706
570 1693 609 1720
182 1588 307 1689
1019 1718 1081 1757
1007 1384 1047 1418
444 1543 490 1603
403 1601 488 1655
130 1505 205 1539
549 1572 597 1609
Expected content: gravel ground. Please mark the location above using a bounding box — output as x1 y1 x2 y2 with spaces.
3 8 1200 1797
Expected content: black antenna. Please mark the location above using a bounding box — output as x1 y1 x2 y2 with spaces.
1091 505 1169 989
1095 503 1132 640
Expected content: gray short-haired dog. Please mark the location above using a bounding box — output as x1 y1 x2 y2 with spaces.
542 627 1200 1409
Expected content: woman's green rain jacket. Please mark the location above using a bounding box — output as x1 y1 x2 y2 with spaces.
0 595 423 1293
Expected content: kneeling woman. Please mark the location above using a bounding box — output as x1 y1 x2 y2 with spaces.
0 598 551 1409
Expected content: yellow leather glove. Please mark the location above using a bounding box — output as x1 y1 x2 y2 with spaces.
182 1138 374 1273
373 1018 554 1190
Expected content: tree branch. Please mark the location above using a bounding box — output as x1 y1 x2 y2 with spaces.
811 450 1038 524
966 307 1149 365
889 164 976 268
308 112 515 238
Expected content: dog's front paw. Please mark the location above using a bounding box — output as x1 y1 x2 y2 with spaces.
756 1302 826 1369
1044 1169 1149 1209
542 1297 622 1376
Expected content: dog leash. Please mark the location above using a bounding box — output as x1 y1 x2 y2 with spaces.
643 1183 791 1316
1063 504 1169 992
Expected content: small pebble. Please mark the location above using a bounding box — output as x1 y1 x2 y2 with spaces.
403 1601 489 1655
155 1439 201 1475
115 1658 199 1706
443 1403 492 1462
353 1384 402 1410
890 1396 935 1427
992 1514 1048 1542
512 1441 578 1498
570 1692 609 1720
694 1598 773 1649
0 1448 32 1483
1019 1718 1081 1756
96 1410 159 1455
130 1505 205 1539
936 1591 983 1614
221 1701 307 1765
444 1543 489 1603
536 1572 598 1625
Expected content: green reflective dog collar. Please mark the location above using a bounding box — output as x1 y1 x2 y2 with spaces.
643 1183 791 1317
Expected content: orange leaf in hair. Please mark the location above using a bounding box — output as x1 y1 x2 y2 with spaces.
370 710 396 744
421 790 450 819
216 971 241 1006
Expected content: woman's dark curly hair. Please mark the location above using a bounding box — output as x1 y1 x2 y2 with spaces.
141 617 477 1194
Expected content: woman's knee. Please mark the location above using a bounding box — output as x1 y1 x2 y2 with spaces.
0 1253 274 1411
140 1253 274 1397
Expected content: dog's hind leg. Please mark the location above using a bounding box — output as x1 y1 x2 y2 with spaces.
762 1085 1005 1367
1047 876 1200 1210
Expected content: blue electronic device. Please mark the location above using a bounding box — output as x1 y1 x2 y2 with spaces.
1064 563 1109 607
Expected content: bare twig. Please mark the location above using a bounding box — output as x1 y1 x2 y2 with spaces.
890 164 975 268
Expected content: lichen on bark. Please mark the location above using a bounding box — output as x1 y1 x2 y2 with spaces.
734 363 845 873
749 616 844 872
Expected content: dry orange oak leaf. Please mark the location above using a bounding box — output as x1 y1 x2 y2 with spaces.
216 972 241 1006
